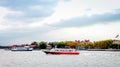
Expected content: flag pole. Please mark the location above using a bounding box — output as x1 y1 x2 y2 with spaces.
114 34 120 49
115 34 119 40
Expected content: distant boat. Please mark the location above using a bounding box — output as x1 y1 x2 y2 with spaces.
11 45 33 51
43 48 79 55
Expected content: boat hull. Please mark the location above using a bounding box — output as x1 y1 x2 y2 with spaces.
43 51 79 55
11 50 32 51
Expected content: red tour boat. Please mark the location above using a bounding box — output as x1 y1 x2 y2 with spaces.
43 48 79 55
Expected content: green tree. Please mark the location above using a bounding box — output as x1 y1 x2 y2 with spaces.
94 40 113 49
39 41 47 49
84 42 94 49
30 41 39 49
57 41 66 48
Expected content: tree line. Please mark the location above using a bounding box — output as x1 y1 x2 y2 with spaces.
30 39 120 49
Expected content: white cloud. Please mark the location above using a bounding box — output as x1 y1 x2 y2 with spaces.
0 0 120 45
1 0 120 30
0 7 8 22
1 0 119 30
35 0 120 26
0 7 23 31
40 22 120 41
0 7 13 31
59 0 120 16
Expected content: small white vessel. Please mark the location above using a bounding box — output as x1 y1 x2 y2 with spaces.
11 45 33 51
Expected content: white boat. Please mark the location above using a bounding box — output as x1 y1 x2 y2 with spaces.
43 48 79 55
11 46 33 51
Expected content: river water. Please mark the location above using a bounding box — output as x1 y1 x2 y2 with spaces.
0 49 120 67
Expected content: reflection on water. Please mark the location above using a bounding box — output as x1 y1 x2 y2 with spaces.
0 49 120 67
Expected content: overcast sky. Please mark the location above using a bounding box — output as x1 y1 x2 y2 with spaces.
0 0 120 45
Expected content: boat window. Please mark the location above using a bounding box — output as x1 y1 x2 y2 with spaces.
55 50 59 51
65 50 68 52
69 50 73 52
60 50 64 51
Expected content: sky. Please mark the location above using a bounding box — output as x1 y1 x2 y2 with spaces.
0 0 120 45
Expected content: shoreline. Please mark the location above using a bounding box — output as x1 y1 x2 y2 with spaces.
87 49 120 51
1 48 120 51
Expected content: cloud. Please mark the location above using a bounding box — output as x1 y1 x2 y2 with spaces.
0 0 120 45
0 0 57 10
0 7 23 31
55 12 120 27
0 0 58 31
35 0 120 26
0 0 56 33
0 0 58 22
1 0 120 30
0 25 57 45
40 22 120 42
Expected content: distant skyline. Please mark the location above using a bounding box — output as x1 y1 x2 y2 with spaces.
0 0 120 45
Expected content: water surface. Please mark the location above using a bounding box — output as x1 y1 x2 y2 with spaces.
0 49 120 67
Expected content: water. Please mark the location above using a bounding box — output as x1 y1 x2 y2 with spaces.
0 49 120 67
